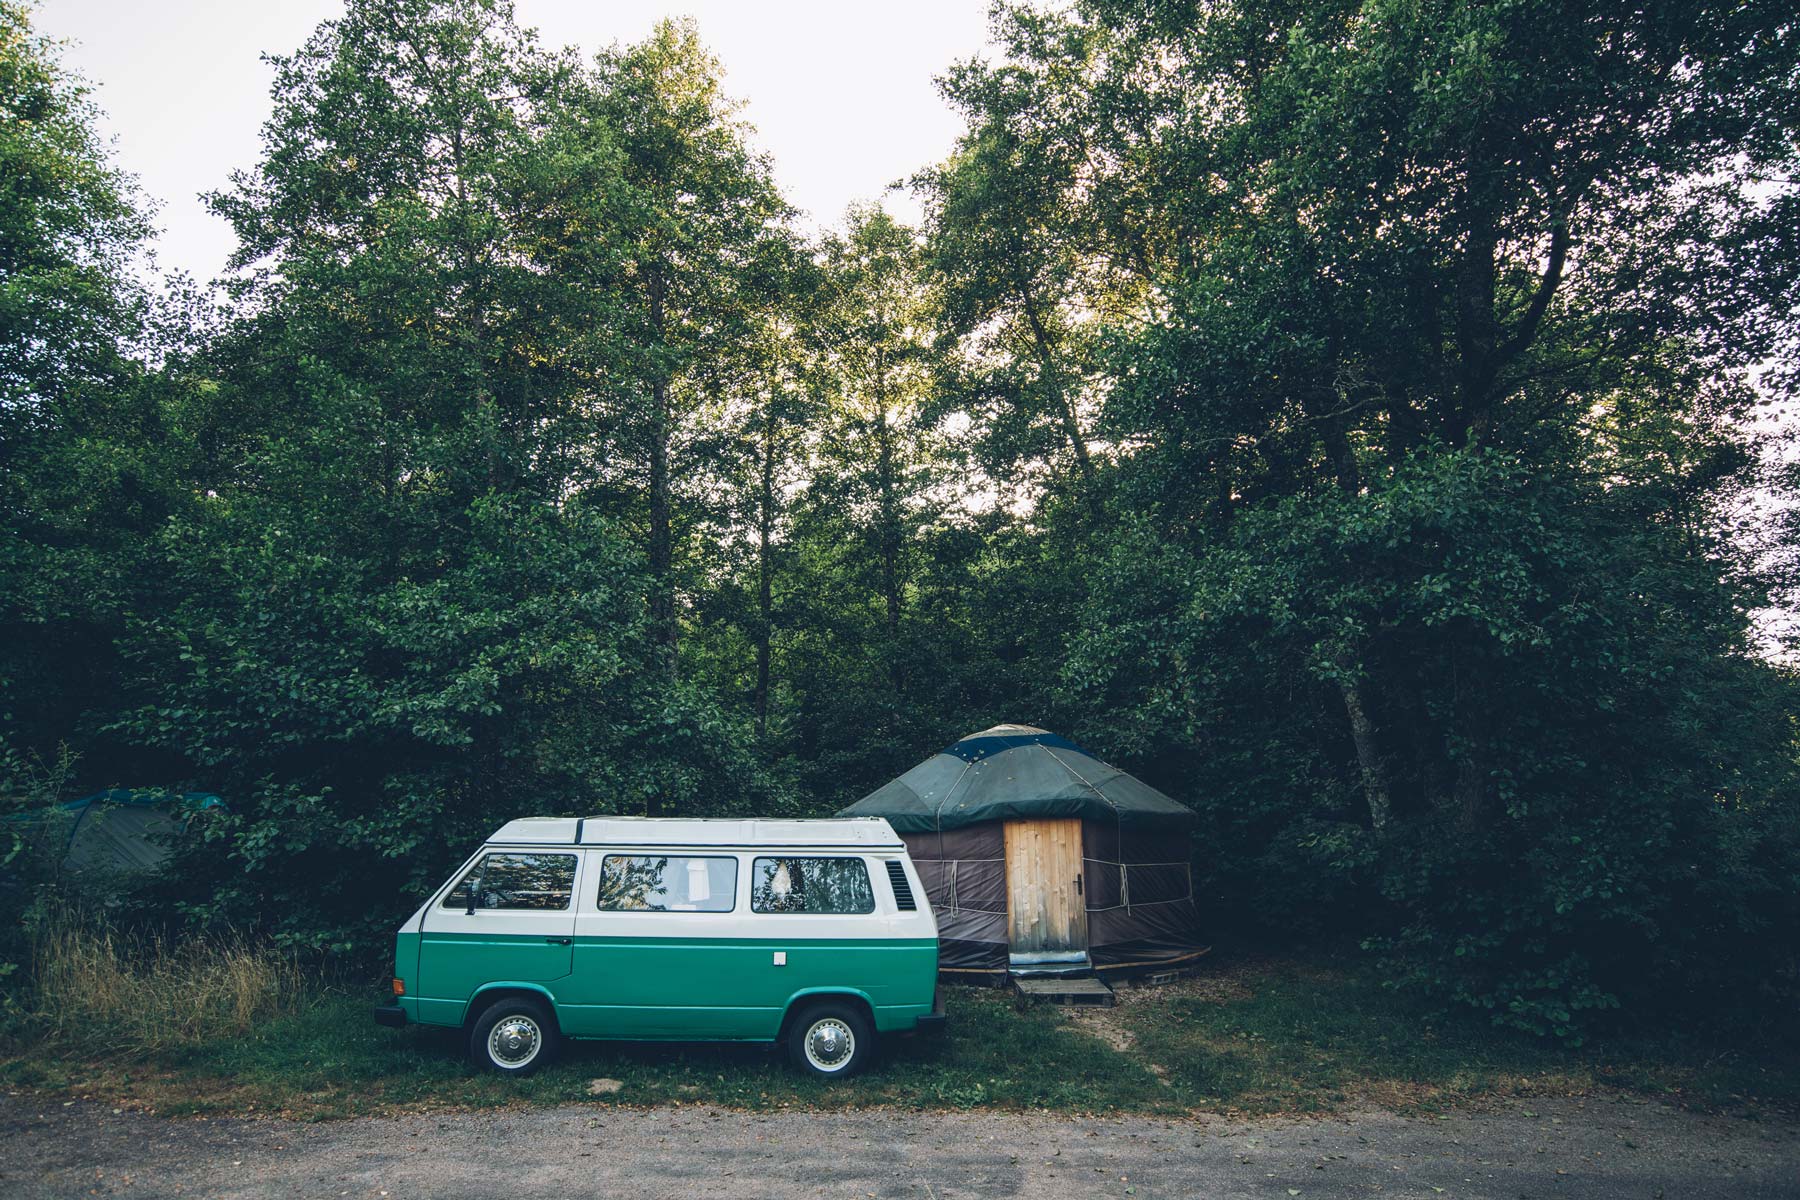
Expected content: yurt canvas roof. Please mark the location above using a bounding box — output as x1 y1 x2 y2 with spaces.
839 724 1195 833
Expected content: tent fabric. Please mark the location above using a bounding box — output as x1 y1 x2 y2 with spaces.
63 788 221 874
844 726 1207 978
65 804 182 873
839 724 1198 834
52 790 222 875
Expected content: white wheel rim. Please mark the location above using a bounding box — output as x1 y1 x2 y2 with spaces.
803 1017 856 1072
488 1015 542 1069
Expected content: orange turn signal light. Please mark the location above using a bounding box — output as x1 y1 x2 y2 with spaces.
392 978 406 997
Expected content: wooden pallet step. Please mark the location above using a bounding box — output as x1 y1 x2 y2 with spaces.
1012 975 1116 1007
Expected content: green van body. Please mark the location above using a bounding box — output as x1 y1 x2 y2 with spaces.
380 817 940 1046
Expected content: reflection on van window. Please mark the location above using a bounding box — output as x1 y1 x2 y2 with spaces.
751 857 875 915
599 855 737 912
442 853 577 911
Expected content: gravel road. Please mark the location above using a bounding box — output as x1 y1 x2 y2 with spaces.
3 1093 1796 1199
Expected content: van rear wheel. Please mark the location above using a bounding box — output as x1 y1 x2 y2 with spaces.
469 996 559 1075
786 1002 873 1079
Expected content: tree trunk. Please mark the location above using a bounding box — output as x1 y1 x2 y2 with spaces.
1319 399 1395 835
1017 283 1101 520
647 273 677 681
872 352 903 692
1338 674 1395 837
1453 193 1500 444
446 116 500 486
753 397 777 740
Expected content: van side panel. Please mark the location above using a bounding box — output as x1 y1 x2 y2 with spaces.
557 935 935 1040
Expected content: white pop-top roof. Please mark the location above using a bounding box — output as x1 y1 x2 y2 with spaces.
487 815 904 850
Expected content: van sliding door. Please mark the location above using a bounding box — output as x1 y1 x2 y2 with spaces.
562 851 753 1039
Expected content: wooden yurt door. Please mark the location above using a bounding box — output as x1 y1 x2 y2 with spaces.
1003 819 1088 954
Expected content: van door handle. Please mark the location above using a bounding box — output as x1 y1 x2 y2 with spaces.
545 937 572 946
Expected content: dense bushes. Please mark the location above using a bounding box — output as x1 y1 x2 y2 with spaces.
1069 450 1800 1036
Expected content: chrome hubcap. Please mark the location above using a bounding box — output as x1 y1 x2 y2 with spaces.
489 1015 541 1067
804 1018 854 1071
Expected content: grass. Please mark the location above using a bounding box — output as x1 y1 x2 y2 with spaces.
26 917 308 1056
1113 954 1800 1117
6 987 1171 1120
4 931 1796 1121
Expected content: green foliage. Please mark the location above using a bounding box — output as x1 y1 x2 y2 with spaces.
111 494 775 952
0 743 79 1000
1075 449 1800 1034
1 0 1797 1041
0 0 148 415
953 0 1800 1035
3 0 783 958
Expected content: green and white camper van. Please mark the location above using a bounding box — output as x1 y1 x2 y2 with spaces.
373 816 941 1077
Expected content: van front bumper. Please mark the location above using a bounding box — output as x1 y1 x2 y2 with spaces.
372 1003 407 1028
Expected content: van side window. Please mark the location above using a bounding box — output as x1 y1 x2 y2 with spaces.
442 853 577 911
599 855 737 912
750 857 875 915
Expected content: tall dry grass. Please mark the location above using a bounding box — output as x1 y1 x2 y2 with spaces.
29 915 311 1055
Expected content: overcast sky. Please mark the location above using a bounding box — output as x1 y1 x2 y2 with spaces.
36 0 996 282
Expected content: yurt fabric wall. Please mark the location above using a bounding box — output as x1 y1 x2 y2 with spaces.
900 824 1007 974
1078 819 1204 971
900 820 1202 976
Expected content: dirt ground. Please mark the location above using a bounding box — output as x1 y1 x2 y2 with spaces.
4 1092 1797 1199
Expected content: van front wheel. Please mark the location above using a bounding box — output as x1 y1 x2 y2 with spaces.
469 997 559 1075
786 1002 873 1079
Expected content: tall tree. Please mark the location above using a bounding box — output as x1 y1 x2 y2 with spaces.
0 0 147 419
922 22 1124 518
811 208 942 691
0 0 171 777
567 19 790 680
116 0 781 949
207 0 583 493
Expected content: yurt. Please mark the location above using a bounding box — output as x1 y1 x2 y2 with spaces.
839 724 1206 981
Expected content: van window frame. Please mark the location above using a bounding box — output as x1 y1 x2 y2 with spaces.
439 850 579 912
748 854 878 916
595 851 741 914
